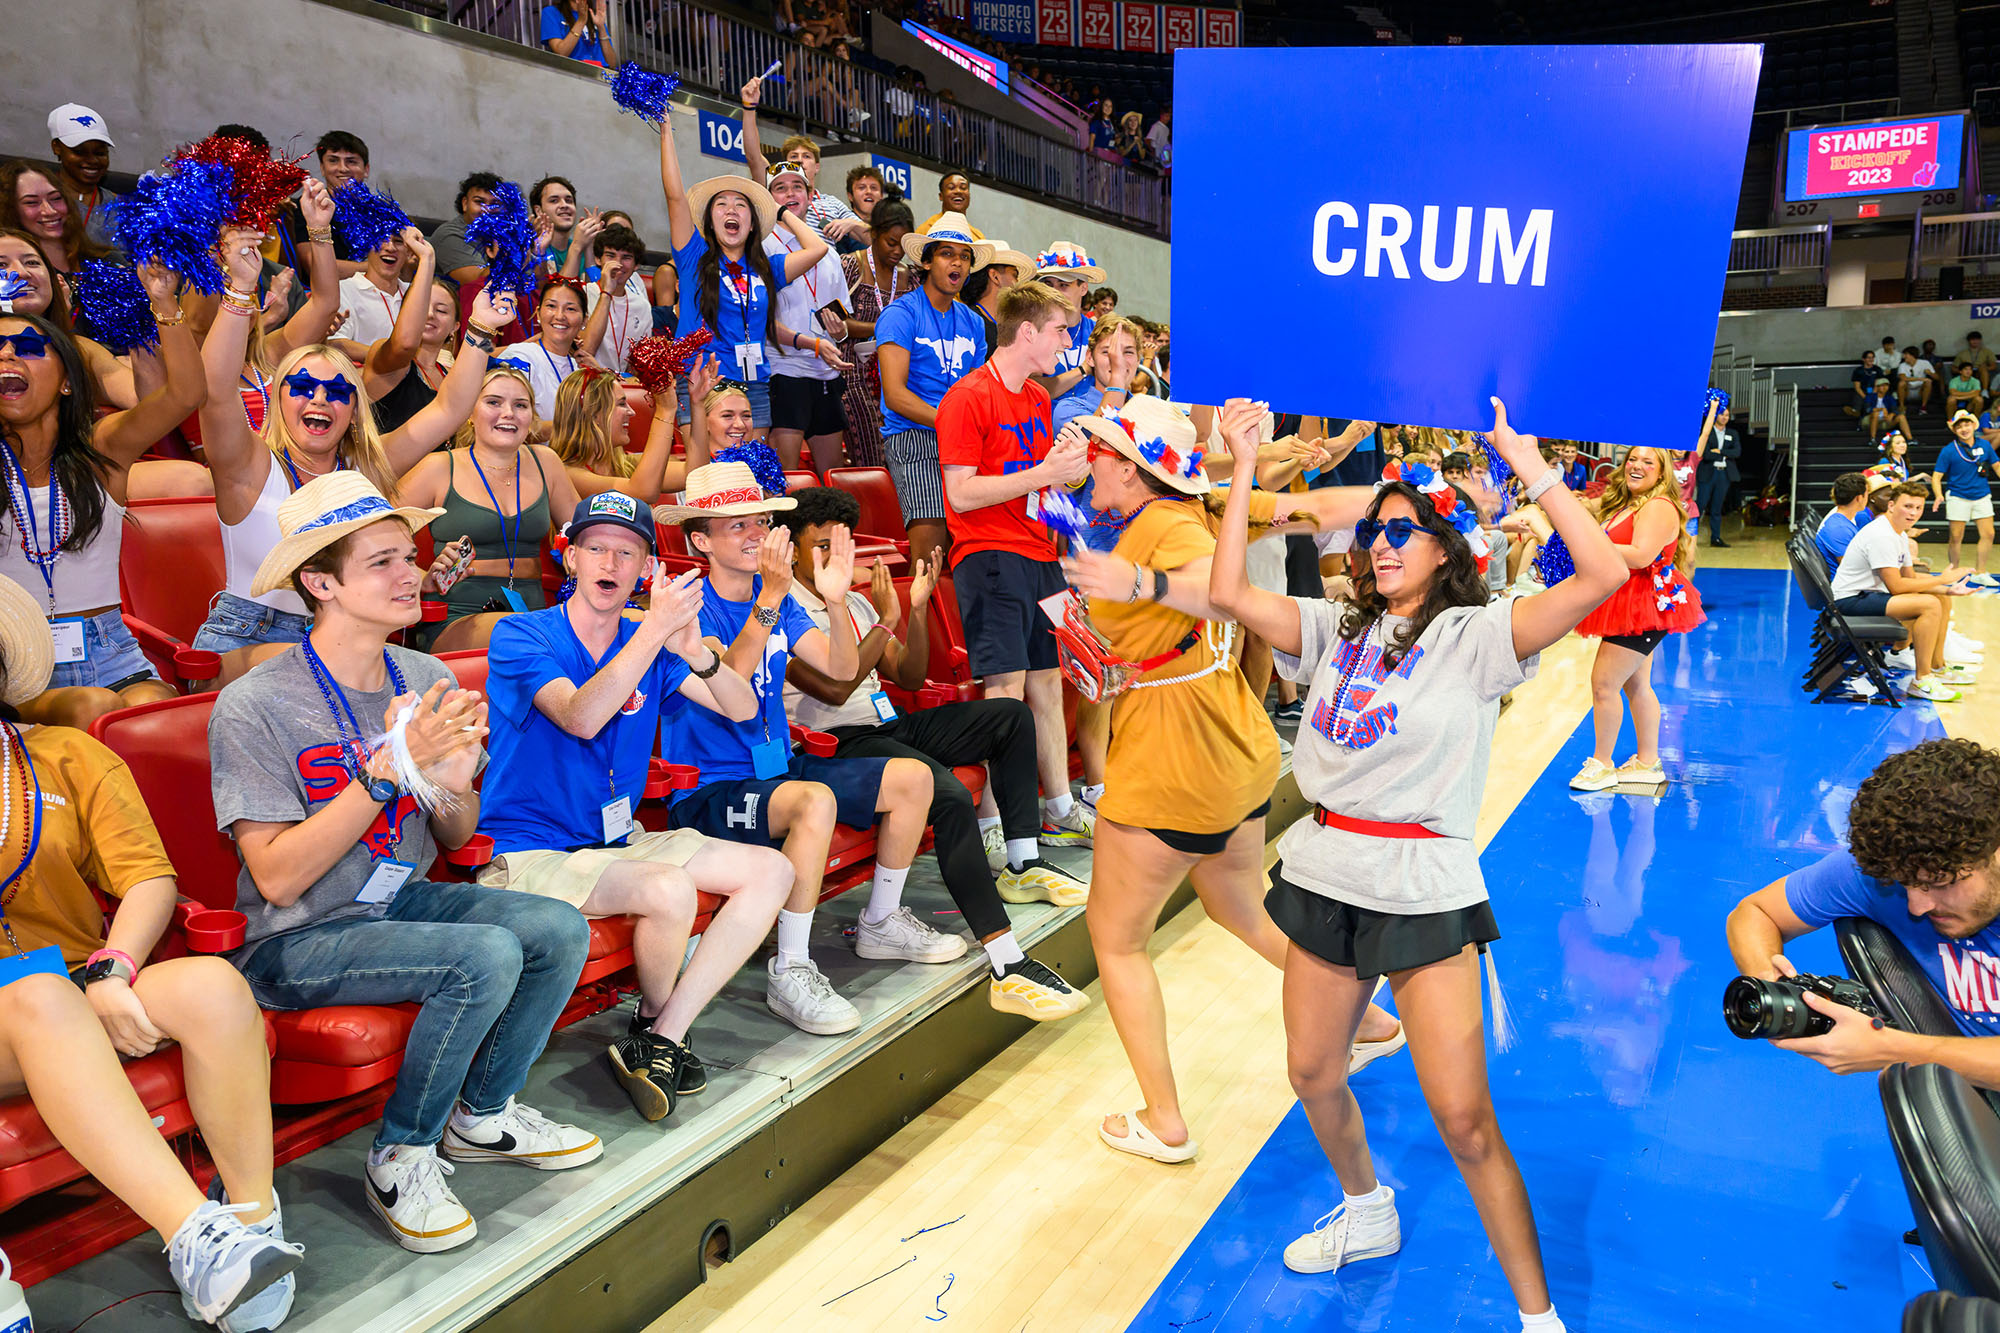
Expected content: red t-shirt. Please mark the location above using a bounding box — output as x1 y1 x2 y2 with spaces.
936 363 1056 567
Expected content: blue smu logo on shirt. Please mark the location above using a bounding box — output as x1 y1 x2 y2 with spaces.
998 417 1049 476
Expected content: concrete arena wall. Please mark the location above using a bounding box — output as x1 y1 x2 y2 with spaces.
1716 298 1991 366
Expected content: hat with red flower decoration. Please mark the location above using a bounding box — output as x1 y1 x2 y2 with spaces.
1076 394 1207 495
1375 459 1489 572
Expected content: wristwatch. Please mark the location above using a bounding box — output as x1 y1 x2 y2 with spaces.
753 603 781 629
359 770 398 804
82 951 136 987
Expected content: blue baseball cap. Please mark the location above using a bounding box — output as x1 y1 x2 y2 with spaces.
565 491 655 551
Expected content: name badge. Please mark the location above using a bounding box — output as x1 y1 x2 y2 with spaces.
735 342 764 371
0 945 67 988
601 795 634 845
355 858 416 905
750 735 791 780
50 620 86 664
869 690 898 723
501 586 529 613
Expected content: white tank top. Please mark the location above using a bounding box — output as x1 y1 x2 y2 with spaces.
0 481 124 616
221 461 308 615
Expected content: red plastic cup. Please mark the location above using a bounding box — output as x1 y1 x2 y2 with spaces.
443 834 494 868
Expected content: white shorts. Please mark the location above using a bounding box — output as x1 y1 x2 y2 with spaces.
1945 494 1995 523
478 828 708 913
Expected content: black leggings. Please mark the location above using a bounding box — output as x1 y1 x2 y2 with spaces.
827 697 1038 940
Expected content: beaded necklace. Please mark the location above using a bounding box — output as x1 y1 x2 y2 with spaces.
1324 618 1382 748
0 438 73 618
0 721 44 956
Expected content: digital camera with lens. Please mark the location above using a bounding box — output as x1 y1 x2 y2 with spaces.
1723 972 1883 1040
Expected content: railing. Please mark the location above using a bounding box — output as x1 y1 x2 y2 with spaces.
1727 223 1832 288
1914 210 2000 278
1776 382 1799 520
360 0 1167 233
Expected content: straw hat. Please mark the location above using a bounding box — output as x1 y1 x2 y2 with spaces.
1075 394 1209 496
900 212 995 268
1033 241 1104 284
687 173 780 236
250 472 445 598
654 461 799 524
981 241 1035 274
0 578 53 707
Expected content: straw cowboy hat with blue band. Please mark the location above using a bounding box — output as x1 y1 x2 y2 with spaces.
900 212 995 269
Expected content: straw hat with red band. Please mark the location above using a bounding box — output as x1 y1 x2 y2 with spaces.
686 173 780 235
1075 394 1209 496
654 461 799 524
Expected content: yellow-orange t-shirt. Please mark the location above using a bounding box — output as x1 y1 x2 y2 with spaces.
0 727 175 964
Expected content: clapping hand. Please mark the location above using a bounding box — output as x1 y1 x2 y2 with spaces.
868 558 901 633
262 267 295 318
909 549 942 608
369 682 488 795
1215 397 1268 472
1040 422 1090 486
690 351 722 402
644 567 706 653
811 523 856 603
757 524 797 600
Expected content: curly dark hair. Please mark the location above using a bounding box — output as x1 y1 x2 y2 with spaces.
1338 480 1490 670
1849 739 2000 886
780 485 860 537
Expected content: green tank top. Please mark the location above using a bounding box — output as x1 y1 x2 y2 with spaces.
436 447 553 573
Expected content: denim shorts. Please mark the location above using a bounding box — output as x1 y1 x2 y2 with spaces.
50 608 161 691
191 590 312 654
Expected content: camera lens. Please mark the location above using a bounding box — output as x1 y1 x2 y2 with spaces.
1724 976 1775 1038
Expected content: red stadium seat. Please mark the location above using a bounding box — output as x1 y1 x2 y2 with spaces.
783 469 820 494
827 467 909 546
118 498 227 688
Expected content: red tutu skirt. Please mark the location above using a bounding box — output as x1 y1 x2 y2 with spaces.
1577 563 1705 639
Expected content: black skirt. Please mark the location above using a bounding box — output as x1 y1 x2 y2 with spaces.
1266 863 1499 981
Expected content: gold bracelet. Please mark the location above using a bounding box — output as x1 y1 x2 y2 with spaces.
467 321 503 340
219 288 259 316
307 227 333 245
153 307 185 327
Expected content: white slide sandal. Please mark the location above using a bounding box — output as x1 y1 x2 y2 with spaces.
1098 1108 1199 1164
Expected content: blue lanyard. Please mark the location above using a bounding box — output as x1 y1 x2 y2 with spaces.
0 438 70 617
535 341 575 396
301 638 406 771
0 722 44 957
468 448 524 580
279 448 343 493
724 262 756 367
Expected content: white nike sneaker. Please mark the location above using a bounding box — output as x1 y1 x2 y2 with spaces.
982 821 1006 872
441 1098 603 1170
855 905 970 963
365 1145 475 1254
1282 1190 1402 1275
180 1181 296 1332
766 956 862 1035
1040 802 1095 847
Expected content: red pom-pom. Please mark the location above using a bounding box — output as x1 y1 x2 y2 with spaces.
173 136 309 230
628 329 715 396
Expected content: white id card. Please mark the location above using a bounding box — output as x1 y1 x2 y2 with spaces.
869 690 898 722
355 858 416 905
601 795 634 845
49 620 86 664
735 342 764 371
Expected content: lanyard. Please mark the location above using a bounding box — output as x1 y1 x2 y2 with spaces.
608 291 634 370
536 340 576 394
0 439 70 618
469 447 524 581
278 447 341 493
301 640 408 849
776 233 821 309
561 603 625 797
724 261 756 346
373 282 399 329
0 722 44 958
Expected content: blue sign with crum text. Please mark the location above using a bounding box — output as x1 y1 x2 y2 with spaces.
1170 45 1762 451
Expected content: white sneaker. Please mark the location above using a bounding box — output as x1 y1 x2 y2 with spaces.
1080 783 1104 818
1282 1190 1402 1274
1935 667 1978 687
165 1199 304 1324
1908 677 1965 702
1569 757 1617 791
1040 801 1095 847
442 1098 602 1170
855 905 970 963
1615 756 1667 785
1947 631 1985 655
1969 572 2000 588
365 1146 475 1253
766 956 862 1034
1945 650 1984 669
1884 648 1917 672
982 822 1006 872
180 1182 296 1332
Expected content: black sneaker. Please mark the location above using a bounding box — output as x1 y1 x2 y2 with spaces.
608 1031 677 1122
627 1010 706 1095
1274 699 1305 722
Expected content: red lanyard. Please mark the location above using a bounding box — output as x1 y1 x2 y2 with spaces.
777 234 820 308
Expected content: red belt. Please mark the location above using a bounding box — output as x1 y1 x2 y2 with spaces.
1313 807 1442 839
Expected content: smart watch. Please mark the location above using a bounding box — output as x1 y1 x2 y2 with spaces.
82 951 136 987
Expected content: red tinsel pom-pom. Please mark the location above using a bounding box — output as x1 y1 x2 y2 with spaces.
628 329 714 396
173 136 308 230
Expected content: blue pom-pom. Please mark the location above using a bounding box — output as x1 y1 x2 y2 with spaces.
608 64 682 126
1473 432 1514 491
1703 387 1731 417
712 443 787 496
1533 531 1576 586
71 261 160 353
463 181 539 300
331 182 413 260
111 161 232 294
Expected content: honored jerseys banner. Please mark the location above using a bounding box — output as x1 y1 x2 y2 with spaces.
1170 44 1761 451
1123 3 1159 52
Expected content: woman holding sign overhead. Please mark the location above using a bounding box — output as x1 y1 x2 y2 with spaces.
1209 397 1623 1332
659 80 831 440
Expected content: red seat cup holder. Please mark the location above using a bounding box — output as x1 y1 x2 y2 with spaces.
918 685 951 709
646 760 701 797
443 834 494 868
420 600 448 623
799 730 836 758
173 647 222 681
184 909 247 952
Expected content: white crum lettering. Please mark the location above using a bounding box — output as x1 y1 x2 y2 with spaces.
1313 202 1552 287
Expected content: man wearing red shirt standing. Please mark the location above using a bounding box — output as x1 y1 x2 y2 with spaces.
937 282 1094 846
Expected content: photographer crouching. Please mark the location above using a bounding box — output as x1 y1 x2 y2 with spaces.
1724 738 2000 1081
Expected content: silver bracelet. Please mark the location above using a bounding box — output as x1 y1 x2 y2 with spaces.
1130 563 1148 602
1523 467 1562 503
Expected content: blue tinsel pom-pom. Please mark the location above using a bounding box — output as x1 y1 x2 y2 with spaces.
608 64 682 125
71 261 160 353
1473 432 1514 492
464 182 539 300
1703 387 1731 417
1533 531 1576 586
111 161 233 294
331 182 413 259
713 443 787 496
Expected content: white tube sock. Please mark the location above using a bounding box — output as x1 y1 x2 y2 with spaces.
1520 1305 1563 1330
1004 838 1039 870
982 931 1026 977
1044 792 1074 821
862 865 910 925
775 909 814 972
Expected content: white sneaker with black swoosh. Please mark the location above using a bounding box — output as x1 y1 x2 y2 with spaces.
365 1145 475 1253
441 1098 603 1170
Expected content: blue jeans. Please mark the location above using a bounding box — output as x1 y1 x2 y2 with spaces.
50 608 161 690
234 881 590 1149
191 590 312 654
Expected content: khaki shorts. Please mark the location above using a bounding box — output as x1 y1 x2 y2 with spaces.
1945 493 1995 523
477 828 708 914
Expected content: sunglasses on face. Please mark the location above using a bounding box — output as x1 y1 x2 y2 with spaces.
0 328 51 359
283 370 356 405
1353 517 1435 550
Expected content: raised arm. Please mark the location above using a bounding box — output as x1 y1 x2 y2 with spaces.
270 180 340 364
367 228 433 384
740 77 772 183
574 384 684 502
383 287 513 470
91 263 206 470
1207 398 1305 655
776 210 830 283
1493 399 1627 659
659 114 696 250
197 232 276 513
